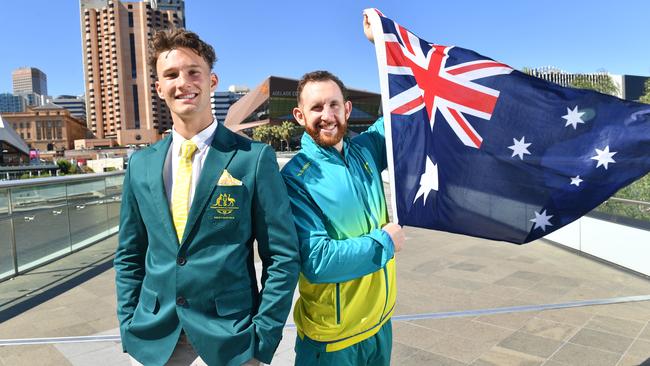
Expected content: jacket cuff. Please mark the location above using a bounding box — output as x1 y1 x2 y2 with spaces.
254 328 279 364
369 228 395 266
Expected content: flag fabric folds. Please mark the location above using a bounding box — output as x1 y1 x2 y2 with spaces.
364 8 650 244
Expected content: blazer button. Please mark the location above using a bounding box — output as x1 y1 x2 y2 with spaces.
177 257 186 266
176 296 186 306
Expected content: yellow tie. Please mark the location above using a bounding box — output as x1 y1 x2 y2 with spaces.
172 140 198 242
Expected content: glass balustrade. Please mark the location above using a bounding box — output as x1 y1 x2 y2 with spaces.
0 172 124 281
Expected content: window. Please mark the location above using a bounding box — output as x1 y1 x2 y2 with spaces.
132 85 140 129
128 12 134 27
129 34 137 78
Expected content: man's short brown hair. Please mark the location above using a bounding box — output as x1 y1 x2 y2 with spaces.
296 70 348 105
148 29 216 74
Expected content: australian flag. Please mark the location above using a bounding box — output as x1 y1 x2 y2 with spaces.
364 9 650 244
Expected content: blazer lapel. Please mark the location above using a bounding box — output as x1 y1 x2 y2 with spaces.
181 125 238 244
147 135 178 245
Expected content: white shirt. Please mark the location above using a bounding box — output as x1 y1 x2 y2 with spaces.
163 119 219 210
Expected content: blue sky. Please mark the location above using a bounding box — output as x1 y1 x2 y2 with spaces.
1 0 648 97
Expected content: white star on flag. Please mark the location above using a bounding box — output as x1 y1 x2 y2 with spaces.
530 210 553 231
508 136 531 160
413 156 439 204
570 175 583 186
591 146 617 169
562 106 586 129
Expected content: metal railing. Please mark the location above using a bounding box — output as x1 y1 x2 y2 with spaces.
0 171 124 282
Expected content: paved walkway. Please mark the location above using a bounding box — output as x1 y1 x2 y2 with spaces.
0 226 649 365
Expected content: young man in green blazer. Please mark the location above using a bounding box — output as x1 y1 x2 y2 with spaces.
114 29 300 366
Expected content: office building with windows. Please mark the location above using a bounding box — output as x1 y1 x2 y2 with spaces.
2 104 90 151
52 95 87 123
211 90 246 124
12 67 48 97
79 0 184 146
0 93 26 113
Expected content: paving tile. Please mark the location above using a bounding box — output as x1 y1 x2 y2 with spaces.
429 273 489 291
497 331 563 358
568 328 633 354
625 338 650 359
0 344 73 366
449 261 485 272
412 317 514 344
535 307 593 327
66 343 130 366
390 341 421 364
476 311 539 330
471 346 544 366
392 322 443 350
493 272 541 290
585 302 650 323
401 349 466 366
550 343 621 366
617 355 649 366
421 330 494 363
583 314 646 339
639 322 650 341
520 317 577 341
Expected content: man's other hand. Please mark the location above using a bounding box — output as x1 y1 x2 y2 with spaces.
363 13 374 43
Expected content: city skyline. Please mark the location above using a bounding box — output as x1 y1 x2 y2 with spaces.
1 0 649 97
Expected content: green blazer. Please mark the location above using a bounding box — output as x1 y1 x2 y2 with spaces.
114 125 300 366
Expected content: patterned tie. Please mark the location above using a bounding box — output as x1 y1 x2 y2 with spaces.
172 140 198 242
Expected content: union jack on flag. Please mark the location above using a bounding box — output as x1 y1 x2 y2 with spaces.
365 9 650 244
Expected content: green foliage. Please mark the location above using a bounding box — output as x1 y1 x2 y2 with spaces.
276 121 300 151
252 125 274 145
569 75 619 96
638 79 650 104
253 121 303 151
595 173 650 222
19 172 52 180
56 159 80 175
56 159 72 174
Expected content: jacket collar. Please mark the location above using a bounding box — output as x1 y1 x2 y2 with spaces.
300 132 350 165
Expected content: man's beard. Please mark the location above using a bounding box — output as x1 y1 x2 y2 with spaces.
305 121 347 148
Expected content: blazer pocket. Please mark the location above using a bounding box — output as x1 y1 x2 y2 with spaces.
215 288 253 316
140 286 159 314
209 186 247 225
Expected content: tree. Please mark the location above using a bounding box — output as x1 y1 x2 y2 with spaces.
252 125 273 145
276 121 300 151
569 75 619 96
56 159 72 174
638 79 650 104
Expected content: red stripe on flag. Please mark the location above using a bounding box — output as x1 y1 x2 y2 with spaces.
449 108 482 148
398 25 414 55
385 42 404 67
447 61 509 76
392 96 424 115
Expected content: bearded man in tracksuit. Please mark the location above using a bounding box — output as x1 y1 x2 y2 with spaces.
281 70 405 366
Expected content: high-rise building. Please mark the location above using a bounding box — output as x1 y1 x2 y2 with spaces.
79 0 184 146
0 93 26 113
12 67 48 96
52 95 87 123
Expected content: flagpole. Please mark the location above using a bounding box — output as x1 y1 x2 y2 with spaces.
364 8 400 225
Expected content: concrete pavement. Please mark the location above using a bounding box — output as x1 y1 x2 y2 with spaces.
0 224 649 365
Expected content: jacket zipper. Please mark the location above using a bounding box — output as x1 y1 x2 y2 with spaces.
336 282 341 324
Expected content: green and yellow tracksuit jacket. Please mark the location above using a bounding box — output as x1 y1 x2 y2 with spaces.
281 118 397 352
